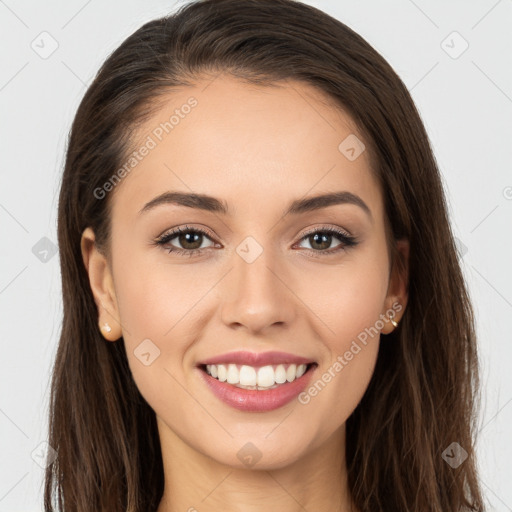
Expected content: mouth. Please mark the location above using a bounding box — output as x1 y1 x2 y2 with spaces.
197 361 317 412
198 362 318 390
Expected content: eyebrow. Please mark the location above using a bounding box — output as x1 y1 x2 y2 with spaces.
139 190 372 220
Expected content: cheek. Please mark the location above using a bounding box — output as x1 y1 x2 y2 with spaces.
296 250 389 350
295 270 385 429
112 240 209 343
109 245 197 388
291 250 387 414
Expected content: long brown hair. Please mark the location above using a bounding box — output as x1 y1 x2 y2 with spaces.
45 0 485 510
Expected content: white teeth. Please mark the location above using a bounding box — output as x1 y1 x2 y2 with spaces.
239 365 257 386
286 364 297 382
204 362 310 388
217 364 227 382
226 364 239 384
275 364 287 384
296 364 306 378
257 365 274 387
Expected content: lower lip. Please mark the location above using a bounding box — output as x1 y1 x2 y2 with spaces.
197 365 316 412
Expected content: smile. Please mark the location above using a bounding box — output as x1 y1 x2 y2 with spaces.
198 362 318 412
203 363 310 389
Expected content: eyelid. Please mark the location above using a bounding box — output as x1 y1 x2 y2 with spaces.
155 224 351 245
154 223 358 256
156 224 217 242
297 224 353 239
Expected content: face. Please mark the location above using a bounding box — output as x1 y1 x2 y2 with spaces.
82 74 408 470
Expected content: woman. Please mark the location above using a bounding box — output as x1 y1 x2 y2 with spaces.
44 0 485 510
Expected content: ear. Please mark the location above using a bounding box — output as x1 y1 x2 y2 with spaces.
81 227 122 341
380 238 409 334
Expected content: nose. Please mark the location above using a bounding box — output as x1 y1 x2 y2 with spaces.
220 240 297 335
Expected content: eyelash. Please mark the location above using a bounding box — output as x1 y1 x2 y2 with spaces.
154 224 359 258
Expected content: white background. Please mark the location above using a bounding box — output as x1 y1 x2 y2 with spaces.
0 0 511 510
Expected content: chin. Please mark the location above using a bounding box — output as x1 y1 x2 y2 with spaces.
199 431 315 471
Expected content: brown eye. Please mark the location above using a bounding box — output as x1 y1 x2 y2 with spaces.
155 226 216 256
175 231 204 250
296 227 358 255
307 232 340 251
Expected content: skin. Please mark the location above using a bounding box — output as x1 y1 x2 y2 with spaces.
81 74 409 512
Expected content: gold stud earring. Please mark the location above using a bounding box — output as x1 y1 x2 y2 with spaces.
388 308 400 329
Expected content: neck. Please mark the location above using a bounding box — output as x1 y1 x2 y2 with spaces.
155 418 356 512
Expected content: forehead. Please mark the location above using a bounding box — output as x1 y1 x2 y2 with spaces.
110 74 383 224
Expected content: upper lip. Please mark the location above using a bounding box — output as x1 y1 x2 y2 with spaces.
197 350 316 367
